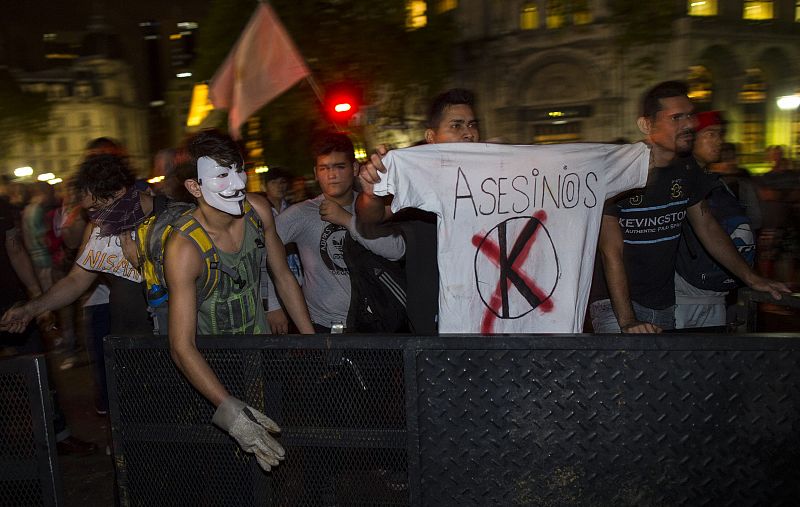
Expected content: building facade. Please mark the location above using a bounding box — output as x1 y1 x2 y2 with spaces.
451 0 800 163
2 23 149 182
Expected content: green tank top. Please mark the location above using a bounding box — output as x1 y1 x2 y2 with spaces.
197 218 267 335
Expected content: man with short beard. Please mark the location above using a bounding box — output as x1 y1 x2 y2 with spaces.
590 81 788 333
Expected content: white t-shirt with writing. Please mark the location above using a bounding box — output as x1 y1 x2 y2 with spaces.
75 226 142 283
373 142 649 333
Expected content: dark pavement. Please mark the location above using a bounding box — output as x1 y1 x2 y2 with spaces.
49 350 114 507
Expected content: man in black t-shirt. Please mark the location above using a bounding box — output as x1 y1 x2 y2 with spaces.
590 81 789 333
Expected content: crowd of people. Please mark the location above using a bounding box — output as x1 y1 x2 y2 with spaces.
0 82 796 466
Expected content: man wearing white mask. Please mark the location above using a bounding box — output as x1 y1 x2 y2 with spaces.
165 129 314 472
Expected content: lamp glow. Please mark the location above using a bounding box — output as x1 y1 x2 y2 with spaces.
14 166 33 177
777 95 800 111
37 173 55 181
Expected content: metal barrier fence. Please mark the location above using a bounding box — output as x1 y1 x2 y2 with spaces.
106 334 800 506
0 355 62 507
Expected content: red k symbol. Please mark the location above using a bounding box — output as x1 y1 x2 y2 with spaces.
472 211 558 333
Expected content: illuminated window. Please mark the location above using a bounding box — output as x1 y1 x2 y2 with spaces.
435 0 457 13
688 66 713 103
47 84 67 100
688 0 717 16
521 3 539 30
572 0 592 25
533 122 582 144
186 83 214 128
739 68 767 103
738 69 767 159
546 0 566 29
406 1 428 30
743 1 773 20
76 81 93 99
796 1 800 21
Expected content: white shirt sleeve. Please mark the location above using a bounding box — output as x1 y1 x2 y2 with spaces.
602 142 650 200
372 146 445 215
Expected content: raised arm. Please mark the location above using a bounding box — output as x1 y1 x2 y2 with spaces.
319 197 405 261
598 214 661 333
687 199 790 299
355 147 394 226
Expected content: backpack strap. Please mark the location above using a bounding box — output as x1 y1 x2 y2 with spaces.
165 201 264 303
171 213 223 303
135 194 169 265
243 199 265 248
135 215 159 287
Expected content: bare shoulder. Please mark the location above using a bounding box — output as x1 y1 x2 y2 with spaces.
164 231 204 277
245 193 275 226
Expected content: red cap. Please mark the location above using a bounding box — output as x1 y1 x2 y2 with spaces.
695 110 723 133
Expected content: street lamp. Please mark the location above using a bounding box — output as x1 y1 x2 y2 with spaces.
14 166 33 177
776 94 800 159
777 95 800 111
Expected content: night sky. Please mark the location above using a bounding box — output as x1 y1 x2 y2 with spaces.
1 0 214 76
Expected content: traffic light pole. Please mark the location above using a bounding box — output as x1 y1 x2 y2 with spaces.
306 75 347 131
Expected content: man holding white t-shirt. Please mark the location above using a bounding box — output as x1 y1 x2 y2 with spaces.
357 133 651 333
356 88 481 333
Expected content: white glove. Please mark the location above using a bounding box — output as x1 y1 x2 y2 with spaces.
212 396 285 471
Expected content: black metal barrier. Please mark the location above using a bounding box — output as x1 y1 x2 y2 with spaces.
106 334 800 506
0 355 62 507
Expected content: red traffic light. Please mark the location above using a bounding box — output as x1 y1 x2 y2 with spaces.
324 84 362 124
334 102 352 113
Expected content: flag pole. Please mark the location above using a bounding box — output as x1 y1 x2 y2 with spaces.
257 0 324 106
305 75 325 106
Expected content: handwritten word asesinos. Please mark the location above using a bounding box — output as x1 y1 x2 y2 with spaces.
452 166 599 219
